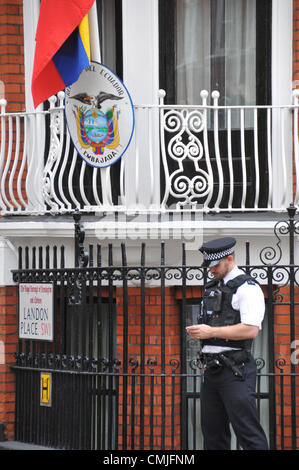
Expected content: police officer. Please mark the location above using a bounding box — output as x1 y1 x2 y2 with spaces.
186 237 268 450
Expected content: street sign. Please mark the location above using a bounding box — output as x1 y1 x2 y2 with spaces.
19 283 54 341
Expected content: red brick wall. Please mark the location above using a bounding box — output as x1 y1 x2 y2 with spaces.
0 286 18 440
0 0 25 112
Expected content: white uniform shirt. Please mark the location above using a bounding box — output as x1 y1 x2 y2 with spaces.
202 266 265 354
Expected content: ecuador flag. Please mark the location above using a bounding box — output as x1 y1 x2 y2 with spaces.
31 0 94 108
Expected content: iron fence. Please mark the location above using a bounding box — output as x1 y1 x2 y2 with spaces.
11 205 299 450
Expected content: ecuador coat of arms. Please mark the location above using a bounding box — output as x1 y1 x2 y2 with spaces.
65 62 135 168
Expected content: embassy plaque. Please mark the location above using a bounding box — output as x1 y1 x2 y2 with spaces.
65 61 135 169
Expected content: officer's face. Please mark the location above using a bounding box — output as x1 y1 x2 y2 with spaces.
209 257 230 279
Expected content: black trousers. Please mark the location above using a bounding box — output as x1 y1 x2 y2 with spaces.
200 355 268 450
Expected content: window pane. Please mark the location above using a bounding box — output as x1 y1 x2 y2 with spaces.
224 0 256 106
175 0 256 106
97 0 122 79
99 0 117 71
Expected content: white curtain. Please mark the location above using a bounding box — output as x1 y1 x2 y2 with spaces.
176 0 211 105
225 0 256 106
176 0 256 108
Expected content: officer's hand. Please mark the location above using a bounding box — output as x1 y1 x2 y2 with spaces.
186 324 213 339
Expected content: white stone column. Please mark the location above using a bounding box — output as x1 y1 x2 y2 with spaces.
0 237 18 286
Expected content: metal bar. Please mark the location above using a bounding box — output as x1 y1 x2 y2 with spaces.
226 108 234 210
148 359 156 450
101 372 107 449
135 107 140 205
267 265 277 450
114 361 120 450
147 107 155 205
160 242 166 450
88 245 94 361
293 90 299 205
159 91 170 209
253 108 260 208
0 99 7 212
240 108 247 209
171 364 176 449
121 243 128 449
180 243 187 449
28 247 37 445
15 243 23 441
245 241 250 274
139 243 145 449
8 115 21 209
65 285 73 448
212 91 224 210
80 272 87 449
267 108 273 208
201 91 213 209
87 245 94 449
96 244 103 450
107 244 114 449
37 248 44 445
1 115 13 210
277 361 285 450
68 148 81 209
130 359 137 449
59 246 67 447
288 205 297 449
279 108 288 207
50 246 57 448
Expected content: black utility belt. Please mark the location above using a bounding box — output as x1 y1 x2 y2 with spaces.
203 349 251 364
201 349 251 377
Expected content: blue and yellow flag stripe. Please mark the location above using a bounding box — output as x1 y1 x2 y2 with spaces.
52 14 91 88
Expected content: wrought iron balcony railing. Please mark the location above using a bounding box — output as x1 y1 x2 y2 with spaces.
0 89 298 216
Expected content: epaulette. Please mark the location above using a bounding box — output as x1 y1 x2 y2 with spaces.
226 274 257 293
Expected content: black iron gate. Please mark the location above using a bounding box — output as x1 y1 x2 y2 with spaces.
11 206 299 450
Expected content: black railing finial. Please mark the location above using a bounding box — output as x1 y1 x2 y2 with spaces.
287 202 297 219
73 209 89 268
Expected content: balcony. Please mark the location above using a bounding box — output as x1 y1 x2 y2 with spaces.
0 89 298 217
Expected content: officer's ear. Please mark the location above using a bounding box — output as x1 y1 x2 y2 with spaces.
227 254 235 264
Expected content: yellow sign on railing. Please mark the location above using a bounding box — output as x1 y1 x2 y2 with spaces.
40 372 52 407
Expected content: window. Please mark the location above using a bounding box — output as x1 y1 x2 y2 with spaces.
97 0 123 80
160 0 271 107
159 0 272 209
